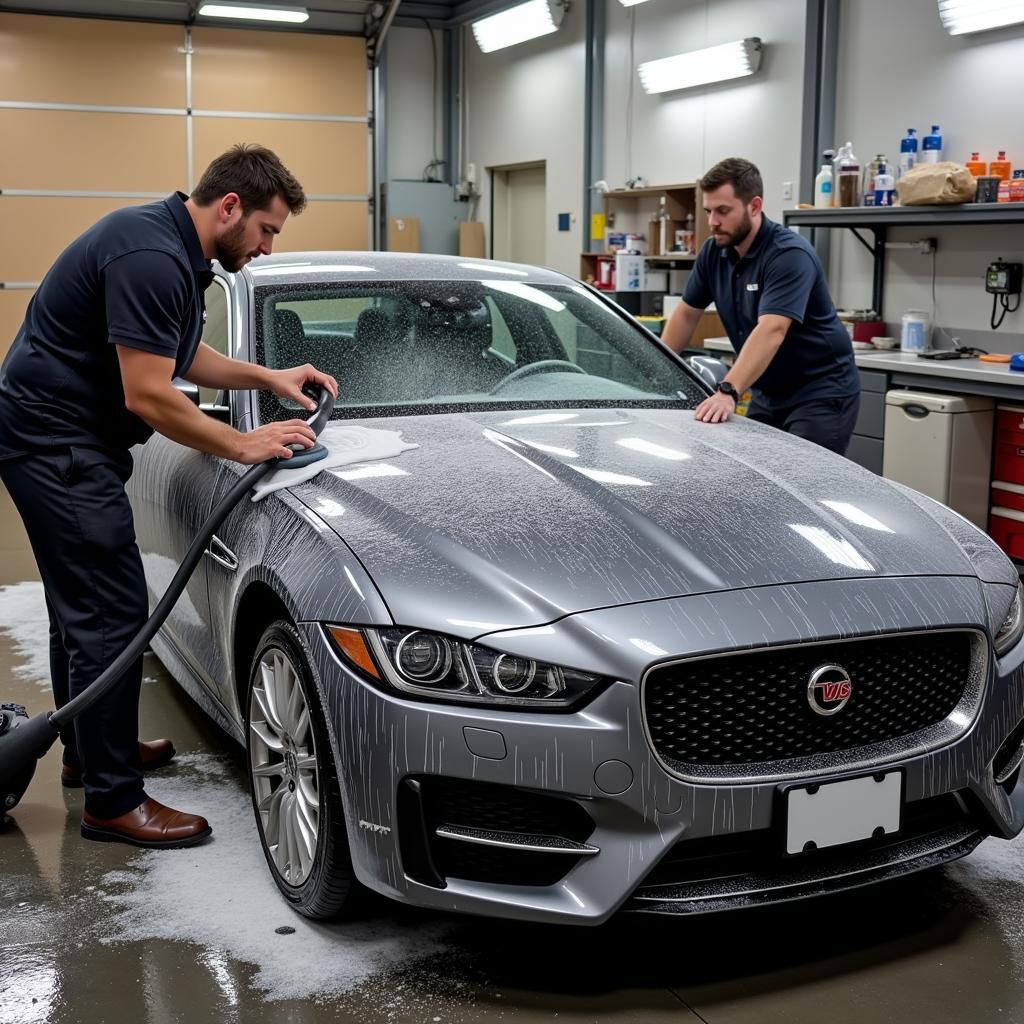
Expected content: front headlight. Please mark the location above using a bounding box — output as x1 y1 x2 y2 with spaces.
328 625 607 709
995 581 1024 656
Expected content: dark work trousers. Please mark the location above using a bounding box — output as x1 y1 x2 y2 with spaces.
0 446 147 818
745 392 861 455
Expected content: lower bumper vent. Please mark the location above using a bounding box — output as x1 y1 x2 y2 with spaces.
398 776 595 888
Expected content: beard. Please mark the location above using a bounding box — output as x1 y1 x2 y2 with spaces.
713 210 754 248
214 217 256 272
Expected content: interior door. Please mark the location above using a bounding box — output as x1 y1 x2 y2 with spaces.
492 163 547 266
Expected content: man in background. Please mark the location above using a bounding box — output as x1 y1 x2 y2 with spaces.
662 157 859 454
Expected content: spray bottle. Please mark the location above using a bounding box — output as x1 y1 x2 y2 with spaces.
898 128 918 180
922 125 943 164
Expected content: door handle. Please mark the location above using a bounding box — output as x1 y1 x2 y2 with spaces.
204 535 239 572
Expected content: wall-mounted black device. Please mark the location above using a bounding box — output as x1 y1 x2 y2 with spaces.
986 261 1023 295
987 259 1023 329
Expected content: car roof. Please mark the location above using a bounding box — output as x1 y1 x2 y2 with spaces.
238 251 578 289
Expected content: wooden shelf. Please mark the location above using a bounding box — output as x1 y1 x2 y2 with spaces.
646 254 697 264
602 184 698 199
583 183 706 286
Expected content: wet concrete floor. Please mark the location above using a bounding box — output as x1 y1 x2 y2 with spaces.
4 486 1024 1023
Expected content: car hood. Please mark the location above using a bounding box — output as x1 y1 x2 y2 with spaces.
291 408 991 635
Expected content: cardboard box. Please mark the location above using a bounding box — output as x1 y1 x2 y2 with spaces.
387 217 420 253
459 221 486 258
615 253 644 291
614 253 666 291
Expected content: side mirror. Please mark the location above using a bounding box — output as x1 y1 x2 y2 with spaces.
685 355 728 389
173 378 200 406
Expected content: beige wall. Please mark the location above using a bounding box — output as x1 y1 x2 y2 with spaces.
0 12 370 361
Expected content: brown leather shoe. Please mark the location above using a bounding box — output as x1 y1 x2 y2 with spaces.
81 797 212 849
62 739 176 788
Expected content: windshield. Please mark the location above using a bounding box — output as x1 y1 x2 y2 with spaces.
253 279 706 421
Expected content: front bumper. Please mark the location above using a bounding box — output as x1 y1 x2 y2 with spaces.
300 576 1024 925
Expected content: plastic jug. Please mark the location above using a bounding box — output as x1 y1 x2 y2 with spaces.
900 309 932 352
990 151 1013 180
965 152 987 177
814 164 834 208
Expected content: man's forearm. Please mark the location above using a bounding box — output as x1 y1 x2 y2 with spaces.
184 343 272 390
724 322 788 393
126 384 246 460
661 303 704 353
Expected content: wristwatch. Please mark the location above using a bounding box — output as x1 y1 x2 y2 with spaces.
716 381 740 404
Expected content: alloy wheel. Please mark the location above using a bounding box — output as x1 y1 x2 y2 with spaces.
249 646 321 886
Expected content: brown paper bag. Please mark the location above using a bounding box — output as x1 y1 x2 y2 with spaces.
896 161 977 205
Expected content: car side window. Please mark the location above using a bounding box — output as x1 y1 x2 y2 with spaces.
200 279 230 404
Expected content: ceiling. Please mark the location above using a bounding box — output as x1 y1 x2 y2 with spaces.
0 0 507 33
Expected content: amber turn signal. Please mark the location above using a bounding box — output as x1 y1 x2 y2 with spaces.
327 626 381 679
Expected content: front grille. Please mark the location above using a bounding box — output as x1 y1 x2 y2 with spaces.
399 776 594 887
644 631 976 774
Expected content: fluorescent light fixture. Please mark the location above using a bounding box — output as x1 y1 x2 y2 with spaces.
638 37 762 94
938 0 1024 35
472 0 565 53
619 0 650 5
198 3 309 23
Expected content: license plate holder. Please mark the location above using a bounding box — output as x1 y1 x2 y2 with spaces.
783 770 903 856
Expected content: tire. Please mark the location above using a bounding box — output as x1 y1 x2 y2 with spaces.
245 620 357 919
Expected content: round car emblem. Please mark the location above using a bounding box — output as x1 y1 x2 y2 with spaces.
807 663 853 717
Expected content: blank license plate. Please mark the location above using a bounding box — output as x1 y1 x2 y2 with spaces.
786 772 902 855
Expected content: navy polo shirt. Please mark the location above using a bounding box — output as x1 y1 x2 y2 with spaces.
683 216 858 409
0 192 213 457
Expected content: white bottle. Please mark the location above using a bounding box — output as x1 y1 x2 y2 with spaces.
814 164 834 208
658 196 670 256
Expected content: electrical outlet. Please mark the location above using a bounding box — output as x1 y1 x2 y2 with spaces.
782 181 794 201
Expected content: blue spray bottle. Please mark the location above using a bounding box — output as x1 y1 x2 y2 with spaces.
922 124 943 164
898 128 918 180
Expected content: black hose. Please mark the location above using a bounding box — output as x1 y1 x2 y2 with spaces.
51 459 273 728
0 386 335 805
51 386 336 729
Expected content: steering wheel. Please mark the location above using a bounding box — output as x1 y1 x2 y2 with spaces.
490 359 587 394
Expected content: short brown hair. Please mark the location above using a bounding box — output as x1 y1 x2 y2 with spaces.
192 143 306 215
699 158 763 204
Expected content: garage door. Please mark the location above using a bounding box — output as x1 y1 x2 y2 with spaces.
0 12 370 362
